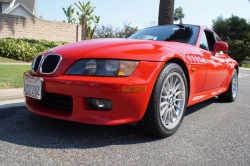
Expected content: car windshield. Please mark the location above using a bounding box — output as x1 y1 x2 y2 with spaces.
129 25 200 45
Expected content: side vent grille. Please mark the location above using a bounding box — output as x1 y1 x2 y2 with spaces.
41 55 61 74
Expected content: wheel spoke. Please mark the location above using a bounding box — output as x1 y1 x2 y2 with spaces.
166 80 170 90
175 90 182 96
175 98 182 102
170 76 174 89
172 107 177 117
163 108 169 123
174 104 181 110
174 83 181 93
163 86 167 94
161 106 168 117
170 108 174 123
160 102 167 108
161 96 167 100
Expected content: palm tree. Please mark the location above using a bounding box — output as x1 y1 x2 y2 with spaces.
74 1 96 40
158 0 175 25
90 15 100 39
62 5 76 23
174 7 185 24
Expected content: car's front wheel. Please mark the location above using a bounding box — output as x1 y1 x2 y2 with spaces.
138 63 188 137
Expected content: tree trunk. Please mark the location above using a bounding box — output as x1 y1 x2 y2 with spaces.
158 0 175 26
91 25 97 39
81 16 87 40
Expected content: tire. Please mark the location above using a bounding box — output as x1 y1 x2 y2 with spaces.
218 69 238 102
138 63 188 138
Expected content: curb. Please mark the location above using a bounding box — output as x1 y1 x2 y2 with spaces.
0 89 25 109
0 88 24 100
239 67 250 71
0 62 31 65
0 99 25 109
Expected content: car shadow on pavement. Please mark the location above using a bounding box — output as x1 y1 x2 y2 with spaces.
185 96 224 116
0 97 223 149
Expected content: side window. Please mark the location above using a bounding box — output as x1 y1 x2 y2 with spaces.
204 30 216 52
199 31 209 50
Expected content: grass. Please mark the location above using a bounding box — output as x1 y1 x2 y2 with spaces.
0 65 31 89
0 56 31 63
245 56 250 60
240 63 250 68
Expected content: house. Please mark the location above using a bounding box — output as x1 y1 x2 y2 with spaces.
0 0 37 18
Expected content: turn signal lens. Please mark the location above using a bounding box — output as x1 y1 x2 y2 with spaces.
123 86 147 93
118 61 139 76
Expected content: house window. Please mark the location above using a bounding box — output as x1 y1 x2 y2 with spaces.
0 3 2 13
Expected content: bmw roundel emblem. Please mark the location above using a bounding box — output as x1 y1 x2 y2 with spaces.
47 49 55 54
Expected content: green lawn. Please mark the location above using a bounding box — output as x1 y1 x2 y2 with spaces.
0 65 31 89
0 56 29 63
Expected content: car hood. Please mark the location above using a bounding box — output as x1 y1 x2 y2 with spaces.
37 39 195 76
43 38 191 62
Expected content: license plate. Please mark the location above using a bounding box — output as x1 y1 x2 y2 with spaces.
23 76 43 100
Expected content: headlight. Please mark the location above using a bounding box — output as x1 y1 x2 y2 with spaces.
65 59 139 77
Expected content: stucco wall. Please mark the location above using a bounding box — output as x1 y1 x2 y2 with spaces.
0 13 82 43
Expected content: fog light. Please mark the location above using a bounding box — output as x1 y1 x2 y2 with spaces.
86 98 113 111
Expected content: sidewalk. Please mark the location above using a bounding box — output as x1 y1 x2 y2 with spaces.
0 88 25 109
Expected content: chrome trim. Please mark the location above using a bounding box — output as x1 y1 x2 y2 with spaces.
31 54 44 74
40 54 62 74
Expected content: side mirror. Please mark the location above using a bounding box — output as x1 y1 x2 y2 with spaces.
212 42 228 55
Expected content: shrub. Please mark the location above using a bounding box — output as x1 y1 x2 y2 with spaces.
0 38 69 62
240 63 250 68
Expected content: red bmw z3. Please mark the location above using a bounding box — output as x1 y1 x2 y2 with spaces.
23 24 238 137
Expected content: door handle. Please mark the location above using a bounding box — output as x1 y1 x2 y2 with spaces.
224 60 228 64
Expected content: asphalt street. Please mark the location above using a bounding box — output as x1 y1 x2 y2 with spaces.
0 69 250 165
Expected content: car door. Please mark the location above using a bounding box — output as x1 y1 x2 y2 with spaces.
201 30 228 91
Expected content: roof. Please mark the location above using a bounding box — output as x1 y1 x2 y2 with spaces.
14 0 35 13
0 0 13 2
2 0 37 18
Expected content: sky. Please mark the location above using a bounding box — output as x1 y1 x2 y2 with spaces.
36 0 250 29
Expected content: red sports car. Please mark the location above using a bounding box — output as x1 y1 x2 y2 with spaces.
23 24 238 137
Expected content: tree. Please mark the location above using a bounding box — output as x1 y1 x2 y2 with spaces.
94 21 139 39
174 6 184 24
212 15 250 62
62 5 76 23
88 15 100 39
158 0 175 25
74 1 96 40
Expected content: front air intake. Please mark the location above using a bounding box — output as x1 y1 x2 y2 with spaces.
40 55 61 74
32 55 42 73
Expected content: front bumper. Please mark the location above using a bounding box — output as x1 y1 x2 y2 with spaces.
25 61 164 125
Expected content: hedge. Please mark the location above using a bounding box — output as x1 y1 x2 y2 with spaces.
240 63 250 68
0 38 69 62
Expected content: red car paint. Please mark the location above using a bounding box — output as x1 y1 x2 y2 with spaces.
24 25 238 125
